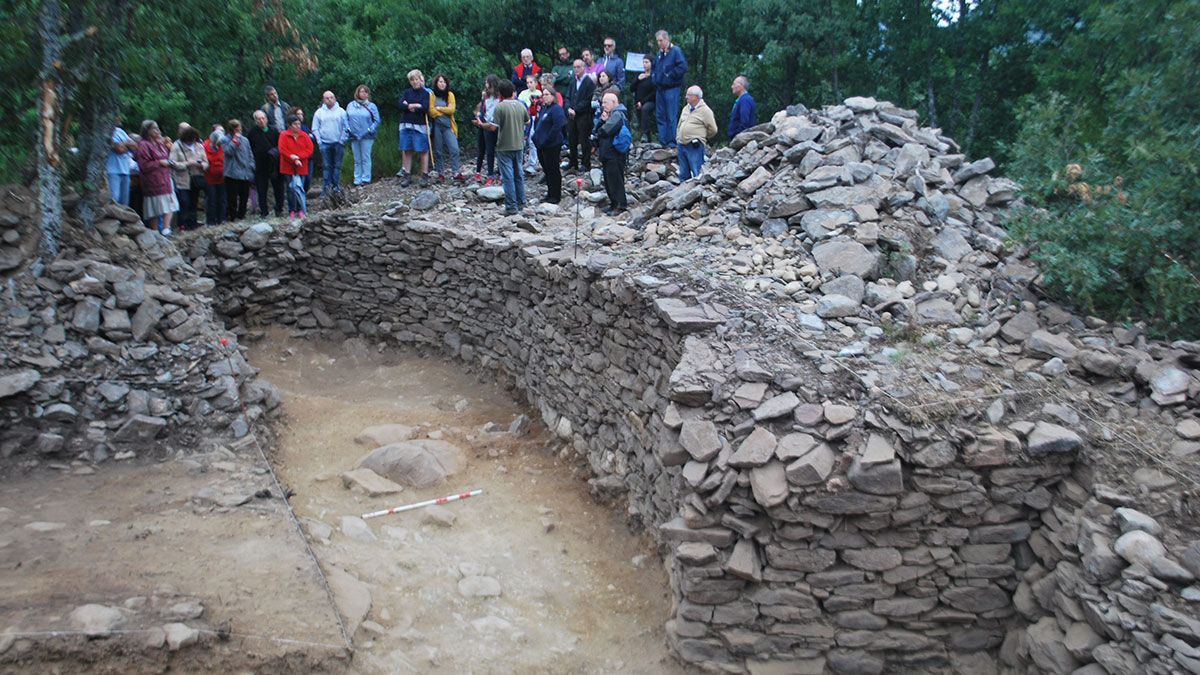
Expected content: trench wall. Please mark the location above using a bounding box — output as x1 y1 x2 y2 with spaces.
196 214 1083 674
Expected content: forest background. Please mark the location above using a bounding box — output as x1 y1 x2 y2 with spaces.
1 0 1197 336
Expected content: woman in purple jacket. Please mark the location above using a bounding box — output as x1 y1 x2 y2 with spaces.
133 120 179 235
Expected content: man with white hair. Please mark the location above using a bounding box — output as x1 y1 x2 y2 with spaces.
511 48 541 89
728 75 758 139
675 85 717 181
311 90 349 196
652 30 688 148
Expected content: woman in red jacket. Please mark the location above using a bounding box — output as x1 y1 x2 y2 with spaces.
203 127 227 225
278 115 314 219
133 120 179 235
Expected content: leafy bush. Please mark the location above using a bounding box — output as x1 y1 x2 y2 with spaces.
1007 93 1200 338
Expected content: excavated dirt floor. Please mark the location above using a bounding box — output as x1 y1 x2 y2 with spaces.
249 330 682 674
0 330 680 673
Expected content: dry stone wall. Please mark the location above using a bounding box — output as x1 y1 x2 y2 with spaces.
193 213 1096 673
0 200 279 464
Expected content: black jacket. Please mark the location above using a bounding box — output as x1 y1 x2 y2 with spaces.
633 74 656 105
247 125 280 174
566 74 596 115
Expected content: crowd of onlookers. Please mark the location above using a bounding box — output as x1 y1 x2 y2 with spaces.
105 29 757 233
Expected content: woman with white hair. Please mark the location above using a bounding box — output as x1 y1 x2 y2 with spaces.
133 119 179 235
397 69 432 187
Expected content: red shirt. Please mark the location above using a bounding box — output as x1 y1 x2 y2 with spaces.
203 140 225 184
278 129 314 176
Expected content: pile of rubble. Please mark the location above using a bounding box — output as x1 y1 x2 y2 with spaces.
0 192 280 465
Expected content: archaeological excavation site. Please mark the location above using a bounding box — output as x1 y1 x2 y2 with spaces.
3 98 1200 675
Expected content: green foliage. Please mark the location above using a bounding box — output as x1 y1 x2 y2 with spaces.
4 0 1198 337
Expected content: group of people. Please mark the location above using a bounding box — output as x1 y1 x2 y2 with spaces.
104 30 759 231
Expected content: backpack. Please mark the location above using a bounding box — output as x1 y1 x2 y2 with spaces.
613 120 633 154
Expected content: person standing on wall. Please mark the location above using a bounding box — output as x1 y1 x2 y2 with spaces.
591 91 630 215
397 70 435 188
346 84 381 187
565 59 596 174
633 56 656 143
652 30 688 148
202 127 227 226
493 79 531 216
133 119 179 236
169 125 208 230
429 74 465 182
596 37 625 89
278 115 314 219
511 48 541 89
107 114 135 206
221 119 256 222
248 110 284 217
675 85 717 181
552 47 573 91
311 90 349 197
728 75 757 139
532 87 566 204
260 85 290 133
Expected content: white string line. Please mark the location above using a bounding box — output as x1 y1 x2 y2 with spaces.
219 345 354 653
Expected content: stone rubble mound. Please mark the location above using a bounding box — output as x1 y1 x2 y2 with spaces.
0 192 280 462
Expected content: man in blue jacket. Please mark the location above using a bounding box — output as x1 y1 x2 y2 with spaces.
532 88 567 203
728 75 758 139
652 30 688 148
596 37 625 89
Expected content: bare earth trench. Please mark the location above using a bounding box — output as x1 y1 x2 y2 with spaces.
251 332 681 674
0 332 680 673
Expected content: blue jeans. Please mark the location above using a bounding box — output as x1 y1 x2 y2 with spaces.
350 139 374 185
496 150 525 212
320 142 344 194
287 174 307 214
656 87 681 147
107 172 130 206
677 142 706 181
432 124 460 175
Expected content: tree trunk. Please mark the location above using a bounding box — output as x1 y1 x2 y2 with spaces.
964 49 991 154
37 0 65 266
926 79 939 129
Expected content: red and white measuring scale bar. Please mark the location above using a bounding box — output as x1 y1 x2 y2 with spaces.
362 489 483 520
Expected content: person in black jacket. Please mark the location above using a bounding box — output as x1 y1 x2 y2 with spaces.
248 110 284 217
565 59 596 173
532 88 567 203
633 56 656 143
591 91 629 215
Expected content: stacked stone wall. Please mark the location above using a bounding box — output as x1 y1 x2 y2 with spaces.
195 213 1096 673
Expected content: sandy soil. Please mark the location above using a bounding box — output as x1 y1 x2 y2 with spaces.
0 452 346 672
249 331 683 675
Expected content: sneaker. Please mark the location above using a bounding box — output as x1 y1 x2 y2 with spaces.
454 173 468 182
289 211 297 219
503 208 518 216
400 176 411 187
473 172 482 183
438 174 446 183
160 227 173 236
419 175 430 187
298 211 306 219
395 169 406 177
484 177 495 187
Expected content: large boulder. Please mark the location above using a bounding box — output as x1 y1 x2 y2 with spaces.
356 439 467 488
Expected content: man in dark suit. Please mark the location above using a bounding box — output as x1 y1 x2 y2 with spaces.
565 59 596 173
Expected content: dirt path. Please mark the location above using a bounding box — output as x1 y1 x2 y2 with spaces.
249 332 683 674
